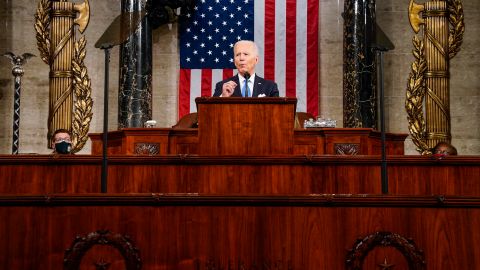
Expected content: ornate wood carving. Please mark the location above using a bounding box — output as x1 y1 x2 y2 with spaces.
134 142 160 155
335 143 359 155
345 231 425 270
63 230 141 270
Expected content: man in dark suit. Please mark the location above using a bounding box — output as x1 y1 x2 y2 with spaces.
213 40 279 97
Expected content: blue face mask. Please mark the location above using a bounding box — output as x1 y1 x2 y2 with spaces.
55 141 72 154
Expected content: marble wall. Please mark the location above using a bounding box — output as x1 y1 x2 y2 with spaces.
0 0 478 155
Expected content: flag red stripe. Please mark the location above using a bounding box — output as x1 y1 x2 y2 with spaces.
285 0 297 98
179 69 191 118
223 69 233 80
307 0 319 116
201 69 212 97
264 0 275 81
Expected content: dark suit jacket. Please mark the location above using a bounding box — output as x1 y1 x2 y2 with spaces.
213 75 279 97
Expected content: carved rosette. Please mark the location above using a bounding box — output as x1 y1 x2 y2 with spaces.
63 230 142 270
346 231 426 270
34 0 93 153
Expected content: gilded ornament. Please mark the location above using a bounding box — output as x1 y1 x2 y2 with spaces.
406 0 464 154
34 0 93 152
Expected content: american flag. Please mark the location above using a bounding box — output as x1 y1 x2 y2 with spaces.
178 0 319 118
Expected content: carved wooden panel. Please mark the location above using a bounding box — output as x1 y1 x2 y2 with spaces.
346 231 425 270
334 143 360 155
134 143 160 155
64 230 142 270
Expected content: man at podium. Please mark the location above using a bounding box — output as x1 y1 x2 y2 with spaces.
213 40 279 98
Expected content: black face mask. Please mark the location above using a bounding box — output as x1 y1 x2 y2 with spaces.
55 141 72 154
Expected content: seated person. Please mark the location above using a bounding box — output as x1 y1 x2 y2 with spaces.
432 141 458 157
213 40 279 97
51 129 73 154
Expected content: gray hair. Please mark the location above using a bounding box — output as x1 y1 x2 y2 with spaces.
234 40 259 57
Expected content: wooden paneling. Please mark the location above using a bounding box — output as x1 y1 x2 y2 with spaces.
196 97 297 155
1 155 480 196
0 195 479 270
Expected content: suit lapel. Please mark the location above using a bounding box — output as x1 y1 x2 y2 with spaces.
252 76 264 97
233 75 242 97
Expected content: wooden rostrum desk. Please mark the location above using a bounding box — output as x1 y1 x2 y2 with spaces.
1 98 479 269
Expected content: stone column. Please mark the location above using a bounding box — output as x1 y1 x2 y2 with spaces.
343 0 377 128
118 0 152 128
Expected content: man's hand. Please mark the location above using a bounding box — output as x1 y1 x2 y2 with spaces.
221 80 237 97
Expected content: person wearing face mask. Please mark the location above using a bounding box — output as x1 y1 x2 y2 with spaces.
51 129 73 154
213 40 279 98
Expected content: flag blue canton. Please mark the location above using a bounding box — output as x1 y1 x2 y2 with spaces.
179 0 254 69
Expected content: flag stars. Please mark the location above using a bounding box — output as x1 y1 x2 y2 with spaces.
207 50 213 55
208 21 213 25
200 13 206 18
193 35 198 40
215 28 220 33
200 43 205 48
222 6 227 11
193 21 198 25
237 6 242 11
186 57 191 62
208 6 213 11
214 58 219 63
222 51 227 55
200 58 205 62
200 28 205 33
229 28 234 33
222 21 227 26
244 28 248 33
237 21 242 26
186 43 191 47
186 28 191 32
208 35 213 40
230 13 234 18
215 13 220 18
244 14 249 19
193 50 198 55
215 43 220 48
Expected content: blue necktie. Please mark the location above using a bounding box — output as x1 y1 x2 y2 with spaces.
243 79 250 97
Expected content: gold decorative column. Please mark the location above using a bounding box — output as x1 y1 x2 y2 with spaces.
35 0 93 152
50 1 75 143
406 0 464 154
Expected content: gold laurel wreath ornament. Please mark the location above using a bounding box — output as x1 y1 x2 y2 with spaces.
406 0 464 154
34 0 93 153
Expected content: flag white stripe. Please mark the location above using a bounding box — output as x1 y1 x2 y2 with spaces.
212 69 224 94
190 69 202 112
296 0 308 112
275 0 287 97
254 1 265 79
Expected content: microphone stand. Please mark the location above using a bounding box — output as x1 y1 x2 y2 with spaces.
376 47 388 194
95 11 145 193
100 45 112 193
371 23 394 195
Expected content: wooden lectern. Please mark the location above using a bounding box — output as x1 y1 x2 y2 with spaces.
196 97 297 155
